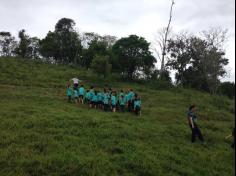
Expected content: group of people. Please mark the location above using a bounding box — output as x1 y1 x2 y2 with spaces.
66 78 142 116
66 77 234 147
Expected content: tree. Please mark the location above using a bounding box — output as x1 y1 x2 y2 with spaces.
201 27 229 94
15 29 31 58
112 35 156 80
0 31 17 56
40 31 60 63
55 18 75 33
167 33 229 93
81 39 109 68
40 18 82 64
28 37 40 59
218 82 235 98
166 33 191 85
101 35 117 48
153 0 175 74
91 55 112 78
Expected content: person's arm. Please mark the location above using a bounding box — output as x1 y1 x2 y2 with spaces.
189 117 194 129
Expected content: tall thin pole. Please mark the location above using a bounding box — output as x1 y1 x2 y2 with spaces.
161 0 175 73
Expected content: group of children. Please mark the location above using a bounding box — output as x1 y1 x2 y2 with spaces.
66 84 142 116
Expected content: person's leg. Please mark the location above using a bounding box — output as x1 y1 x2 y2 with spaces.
128 101 131 112
131 101 134 112
104 104 107 111
121 105 124 112
75 97 78 104
68 96 71 103
190 124 196 143
135 107 138 115
105 104 109 112
195 125 204 143
137 107 141 116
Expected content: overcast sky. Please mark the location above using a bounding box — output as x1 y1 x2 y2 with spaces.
0 0 235 82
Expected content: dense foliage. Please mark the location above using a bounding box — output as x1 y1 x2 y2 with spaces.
0 18 233 96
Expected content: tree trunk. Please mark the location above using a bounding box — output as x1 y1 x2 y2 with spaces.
161 0 175 73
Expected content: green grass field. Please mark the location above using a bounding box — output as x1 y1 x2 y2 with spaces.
0 57 235 176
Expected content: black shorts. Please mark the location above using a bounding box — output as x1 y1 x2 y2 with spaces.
111 105 116 109
74 96 78 100
98 101 103 105
92 101 98 106
79 95 84 99
135 106 141 114
120 104 125 108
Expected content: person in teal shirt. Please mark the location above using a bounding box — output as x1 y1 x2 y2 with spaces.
91 91 98 108
111 92 117 112
127 89 135 112
66 86 73 103
73 89 79 104
89 86 95 107
133 93 141 116
79 85 85 104
97 91 103 109
119 94 126 112
119 90 124 99
103 90 110 112
85 90 90 104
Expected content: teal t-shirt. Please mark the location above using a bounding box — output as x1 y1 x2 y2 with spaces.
130 92 135 100
79 87 85 96
97 92 103 101
111 95 117 106
127 92 135 101
119 97 126 106
85 92 90 99
74 90 79 97
92 95 98 102
89 90 95 101
66 87 73 96
134 99 141 108
103 93 109 105
119 92 124 99
125 94 129 102
101 92 104 102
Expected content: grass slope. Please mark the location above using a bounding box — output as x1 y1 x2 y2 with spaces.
0 57 235 176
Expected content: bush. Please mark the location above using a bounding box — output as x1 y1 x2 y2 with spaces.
91 55 112 78
218 82 235 99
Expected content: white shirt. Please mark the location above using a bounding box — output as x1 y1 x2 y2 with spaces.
72 78 79 84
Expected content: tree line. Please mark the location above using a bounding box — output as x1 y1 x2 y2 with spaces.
0 18 234 98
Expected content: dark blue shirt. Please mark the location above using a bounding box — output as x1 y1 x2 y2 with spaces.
187 110 197 123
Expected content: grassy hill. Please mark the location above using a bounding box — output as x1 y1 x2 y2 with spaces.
0 57 235 176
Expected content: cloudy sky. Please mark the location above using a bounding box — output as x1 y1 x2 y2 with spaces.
0 0 235 81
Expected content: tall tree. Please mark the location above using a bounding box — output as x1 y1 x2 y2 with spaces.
40 18 82 64
153 0 175 74
167 33 229 93
15 29 31 58
0 31 17 56
166 33 191 85
81 39 108 68
112 35 156 80
28 37 40 59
